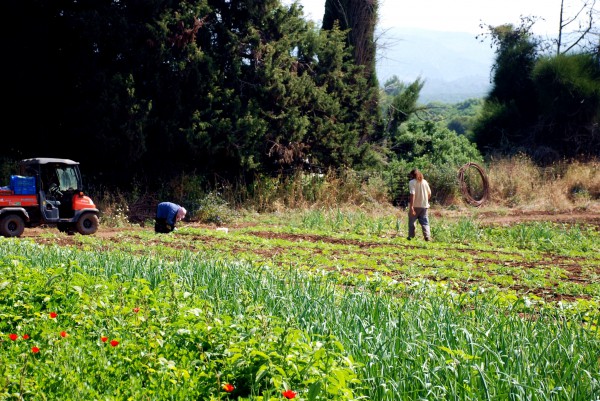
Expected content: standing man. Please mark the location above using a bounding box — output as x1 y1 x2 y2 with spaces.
155 202 187 233
407 168 432 241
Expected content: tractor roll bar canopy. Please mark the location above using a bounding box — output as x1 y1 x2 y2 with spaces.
20 158 79 166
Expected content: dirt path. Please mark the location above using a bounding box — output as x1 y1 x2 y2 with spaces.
471 210 600 227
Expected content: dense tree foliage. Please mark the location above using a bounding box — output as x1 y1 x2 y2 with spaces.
473 23 540 153
383 119 483 206
426 99 485 137
3 0 596 198
473 20 600 161
381 76 425 136
3 0 381 190
532 53 600 156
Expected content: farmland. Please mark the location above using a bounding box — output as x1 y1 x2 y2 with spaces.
1 208 599 400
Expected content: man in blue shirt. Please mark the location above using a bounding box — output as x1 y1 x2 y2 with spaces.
155 202 187 233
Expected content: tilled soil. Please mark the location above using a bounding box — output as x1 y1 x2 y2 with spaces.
16 210 600 304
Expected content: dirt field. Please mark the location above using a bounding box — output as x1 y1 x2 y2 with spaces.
20 209 600 239
462 209 600 227
12 208 600 305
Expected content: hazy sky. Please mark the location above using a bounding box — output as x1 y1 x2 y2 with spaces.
286 0 568 36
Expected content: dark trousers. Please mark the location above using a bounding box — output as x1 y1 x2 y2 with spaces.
154 218 174 233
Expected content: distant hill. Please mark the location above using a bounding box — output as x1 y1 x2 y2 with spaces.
376 27 496 103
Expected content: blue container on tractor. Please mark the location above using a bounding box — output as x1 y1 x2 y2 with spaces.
10 175 36 195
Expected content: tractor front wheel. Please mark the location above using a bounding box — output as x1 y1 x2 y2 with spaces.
0 214 25 237
76 213 99 235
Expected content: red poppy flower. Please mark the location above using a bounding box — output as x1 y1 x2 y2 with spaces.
222 383 235 393
49 312 57 319
133 307 140 313
282 389 297 399
110 340 119 347
31 346 40 353
60 331 68 338
22 334 30 340
9 333 18 341
101 336 108 342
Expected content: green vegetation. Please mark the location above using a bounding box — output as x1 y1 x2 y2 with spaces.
4 0 382 190
2 2 599 397
1 210 599 400
3 1 598 196
473 20 600 160
0 247 358 400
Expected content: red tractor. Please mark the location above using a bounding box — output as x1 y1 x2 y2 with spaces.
0 158 99 237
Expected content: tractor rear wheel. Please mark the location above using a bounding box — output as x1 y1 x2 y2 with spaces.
0 214 25 237
75 213 99 235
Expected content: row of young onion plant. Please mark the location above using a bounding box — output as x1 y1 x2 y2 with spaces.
1 241 357 400
2 240 600 400
294 209 600 255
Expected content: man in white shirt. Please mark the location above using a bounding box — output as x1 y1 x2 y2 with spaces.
407 168 432 241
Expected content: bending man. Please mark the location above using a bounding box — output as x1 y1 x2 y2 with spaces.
155 202 187 233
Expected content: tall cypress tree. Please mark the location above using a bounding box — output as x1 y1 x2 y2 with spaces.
322 0 383 152
175 0 382 178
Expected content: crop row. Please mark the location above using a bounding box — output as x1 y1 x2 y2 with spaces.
2 213 599 401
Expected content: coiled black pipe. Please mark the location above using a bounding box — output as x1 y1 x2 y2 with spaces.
457 162 489 207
